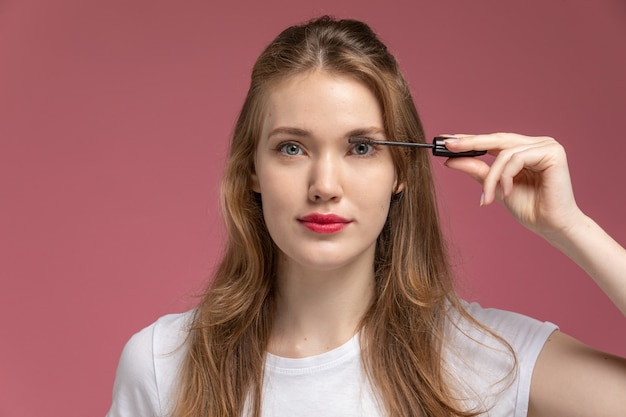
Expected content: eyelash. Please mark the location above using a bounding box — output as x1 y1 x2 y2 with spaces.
349 137 380 157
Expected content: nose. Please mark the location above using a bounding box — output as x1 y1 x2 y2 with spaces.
308 154 343 202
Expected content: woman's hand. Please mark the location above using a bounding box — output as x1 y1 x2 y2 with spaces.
444 134 626 417
444 132 626 317
442 133 584 240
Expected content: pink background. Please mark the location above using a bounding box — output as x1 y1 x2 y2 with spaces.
1 1 625 416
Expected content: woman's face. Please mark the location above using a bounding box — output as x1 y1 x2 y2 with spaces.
251 70 399 274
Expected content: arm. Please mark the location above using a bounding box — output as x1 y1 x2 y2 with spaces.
541 213 626 315
528 330 626 417
444 133 626 416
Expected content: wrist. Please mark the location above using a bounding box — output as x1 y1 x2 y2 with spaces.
539 208 590 251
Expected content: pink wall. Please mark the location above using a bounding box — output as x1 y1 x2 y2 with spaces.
1 1 624 416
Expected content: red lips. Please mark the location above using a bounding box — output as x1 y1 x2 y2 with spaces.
298 213 351 233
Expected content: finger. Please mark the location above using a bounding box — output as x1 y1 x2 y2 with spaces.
443 133 552 155
443 157 491 184
444 140 536 203
484 140 563 204
481 142 547 205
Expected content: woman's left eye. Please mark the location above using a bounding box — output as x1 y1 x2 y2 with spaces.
351 142 373 156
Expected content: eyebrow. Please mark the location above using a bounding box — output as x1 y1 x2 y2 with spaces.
345 127 386 138
267 126 386 140
267 127 311 139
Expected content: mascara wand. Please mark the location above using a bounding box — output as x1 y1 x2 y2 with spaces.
349 136 487 158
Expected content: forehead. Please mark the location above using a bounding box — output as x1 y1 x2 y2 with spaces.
261 70 384 135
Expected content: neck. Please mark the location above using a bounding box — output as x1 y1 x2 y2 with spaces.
268 258 375 358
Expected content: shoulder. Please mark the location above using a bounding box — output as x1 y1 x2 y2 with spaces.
458 301 557 354
442 301 558 416
106 310 194 417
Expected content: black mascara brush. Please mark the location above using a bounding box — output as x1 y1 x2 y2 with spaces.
349 136 487 158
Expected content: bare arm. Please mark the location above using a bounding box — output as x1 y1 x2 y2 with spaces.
529 331 626 417
543 213 626 315
444 133 626 416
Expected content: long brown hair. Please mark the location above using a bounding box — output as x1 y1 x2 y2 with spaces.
174 16 500 417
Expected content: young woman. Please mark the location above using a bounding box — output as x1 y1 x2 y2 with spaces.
106 16 626 417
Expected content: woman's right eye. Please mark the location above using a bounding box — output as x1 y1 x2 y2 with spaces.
279 143 303 156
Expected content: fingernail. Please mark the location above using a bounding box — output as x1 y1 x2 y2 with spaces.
444 138 461 144
479 192 485 207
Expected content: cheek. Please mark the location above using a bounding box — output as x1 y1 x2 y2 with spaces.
354 177 395 227
256 169 301 218
355 167 396 201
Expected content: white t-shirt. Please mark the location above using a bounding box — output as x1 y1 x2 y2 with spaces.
106 302 557 417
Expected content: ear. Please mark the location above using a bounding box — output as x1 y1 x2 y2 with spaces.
393 179 405 195
250 169 261 193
